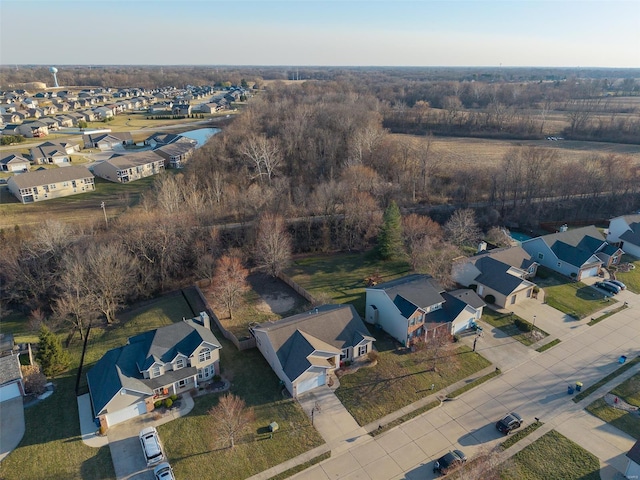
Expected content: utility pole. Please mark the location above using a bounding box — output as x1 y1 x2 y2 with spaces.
101 201 108 228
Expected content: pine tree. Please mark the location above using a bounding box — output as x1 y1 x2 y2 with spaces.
378 200 404 260
36 325 71 378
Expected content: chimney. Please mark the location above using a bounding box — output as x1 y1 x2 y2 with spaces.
477 241 487 253
198 312 211 330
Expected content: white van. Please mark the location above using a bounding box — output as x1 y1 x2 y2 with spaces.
139 427 165 467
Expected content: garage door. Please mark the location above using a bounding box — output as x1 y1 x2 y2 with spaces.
0 382 21 402
105 401 147 427
297 374 326 396
452 318 473 334
579 267 599 280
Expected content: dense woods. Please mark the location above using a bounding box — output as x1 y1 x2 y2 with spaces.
1 66 639 339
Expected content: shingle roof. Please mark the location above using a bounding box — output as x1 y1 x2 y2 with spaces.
619 220 640 247
530 226 607 268
8 165 93 189
537 226 605 248
448 289 486 309
106 151 164 169
253 304 375 383
155 141 196 158
424 292 468 325
476 246 537 270
627 439 640 464
371 274 444 311
0 354 21 385
474 257 533 296
551 241 600 268
0 153 29 165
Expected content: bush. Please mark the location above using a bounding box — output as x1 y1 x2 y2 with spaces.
164 398 173 409
21 364 47 395
514 318 533 332
453 334 460 343
213 374 221 382
170 394 178 402
154 400 163 408
367 350 379 363
484 294 496 304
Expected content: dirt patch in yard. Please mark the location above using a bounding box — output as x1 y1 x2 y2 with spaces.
247 273 306 315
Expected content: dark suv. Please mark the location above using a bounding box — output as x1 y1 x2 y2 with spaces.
496 412 523 434
433 449 467 474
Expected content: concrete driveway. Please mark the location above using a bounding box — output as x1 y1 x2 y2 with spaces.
0 396 25 463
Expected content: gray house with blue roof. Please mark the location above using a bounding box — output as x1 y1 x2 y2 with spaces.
87 313 221 429
251 305 375 398
607 214 640 259
521 226 623 281
365 274 484 346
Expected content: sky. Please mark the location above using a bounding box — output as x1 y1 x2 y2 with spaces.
1 0 639 68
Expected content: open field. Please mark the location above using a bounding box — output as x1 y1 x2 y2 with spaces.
502 430 600 480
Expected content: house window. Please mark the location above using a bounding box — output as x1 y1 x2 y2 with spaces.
152 365 161 378
538 253 544 260
358 345 368 356
178 379 188 387
198 348 211 363
340 349 348 361
175 358 185 370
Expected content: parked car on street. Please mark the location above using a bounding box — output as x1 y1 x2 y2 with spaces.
153 462 175 480
595 281 619 295
607 279 626 290
139 427 165 467
433 449 467 475
496 412 523 434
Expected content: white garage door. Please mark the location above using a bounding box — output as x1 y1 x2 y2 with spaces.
297 374 326 396
452 318 474 334
0 382 21 402
579 267 599 280
105 401 147 427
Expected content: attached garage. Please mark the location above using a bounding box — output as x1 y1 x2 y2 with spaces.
104 401 147 428
451 318 474 334
296 374 326 396
0 382 22 402
579 266 599 280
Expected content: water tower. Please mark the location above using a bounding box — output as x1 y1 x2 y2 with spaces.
49 66 59 88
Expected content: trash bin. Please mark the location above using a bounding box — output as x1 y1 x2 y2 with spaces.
269 422 279 432
567 385 574 395
619 355 627 364
575 382 583 392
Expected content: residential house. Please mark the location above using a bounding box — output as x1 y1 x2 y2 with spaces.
1 113 21 124
7 165 95 203
93 106 115 120
452 246 539 308
26 108 43 119
0 354 24 402
521 226 623 281
92 150 165 183
0 153 30 172
147 103 172 114
199 103 221 114
54 115 75 128
38 117 60 131
16 121 48 138
607 214 640 258
87 313 221 429
172 104 192 116
155 139 197 168
30 141 78 165
252 304 375 398
626 440 640 480
83 132 133 150
365 274 485 345
143 132 184 148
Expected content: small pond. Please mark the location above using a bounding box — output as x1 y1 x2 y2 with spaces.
180 127 220 147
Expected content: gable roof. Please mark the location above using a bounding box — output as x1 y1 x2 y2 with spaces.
105 150 165 169
253 304 375 383
527 226 607 268
424 292 471 324
473 257 534 296
0 153 30 165
448 289 486 309
478 246 537 270
627 439 640 464
8 165 93 189
371 274 444 313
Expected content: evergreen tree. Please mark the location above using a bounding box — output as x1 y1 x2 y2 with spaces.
36 325 71 377
378 200 404 260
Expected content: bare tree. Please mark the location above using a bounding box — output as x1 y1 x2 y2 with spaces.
212 256 249 320
410 238 461 288
444 209 481 248
208 394 255 449
254 213 292 277
485 227 512 248
240 134 282 184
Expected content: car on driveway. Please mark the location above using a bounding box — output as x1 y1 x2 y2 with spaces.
154 462 175 480
433 449 467 475
496 412 523 434
595 281 619 295
139 427 165 467
607 279 626 290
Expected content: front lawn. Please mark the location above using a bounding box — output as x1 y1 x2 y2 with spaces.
285 251 411 315
502 430 600 480
535 268 613 319
481 309 547 346
585 372 640 440
614 254 640 294
158 333 324 480
334 334 491 426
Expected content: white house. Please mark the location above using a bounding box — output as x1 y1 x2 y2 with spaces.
251 304 375 398
607 214 640 259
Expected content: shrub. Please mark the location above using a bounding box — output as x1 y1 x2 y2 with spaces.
514 318 533 332
213 374 221 382
170 394 178 402
21 364 47 395
164 398 173 409
154 400 163 408
484 294 496 304
453 334 460 343
367 350 379 363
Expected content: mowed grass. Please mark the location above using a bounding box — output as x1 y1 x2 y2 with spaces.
285 251 411 315
585 372 640 440
481 309 548 346
502 430 601 480
335 334 491 426
615 255 640 294
158 332 324 480
0 294 194 480
535 268 613 319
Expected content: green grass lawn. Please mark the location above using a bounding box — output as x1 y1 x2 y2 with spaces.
158 332 324 480
614 255 640 294
502 430 601 480
500 421 544 450
285 251 411 315
0 293 195 480
585 372 640 440
334 334 491 425
481 309 547 346
535 268 613 319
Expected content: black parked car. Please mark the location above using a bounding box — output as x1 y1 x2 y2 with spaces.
496 412 523 434
433 449 467 474
595 281 618 295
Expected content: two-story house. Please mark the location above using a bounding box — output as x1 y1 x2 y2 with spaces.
607 214 640 259
87 313 221 430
